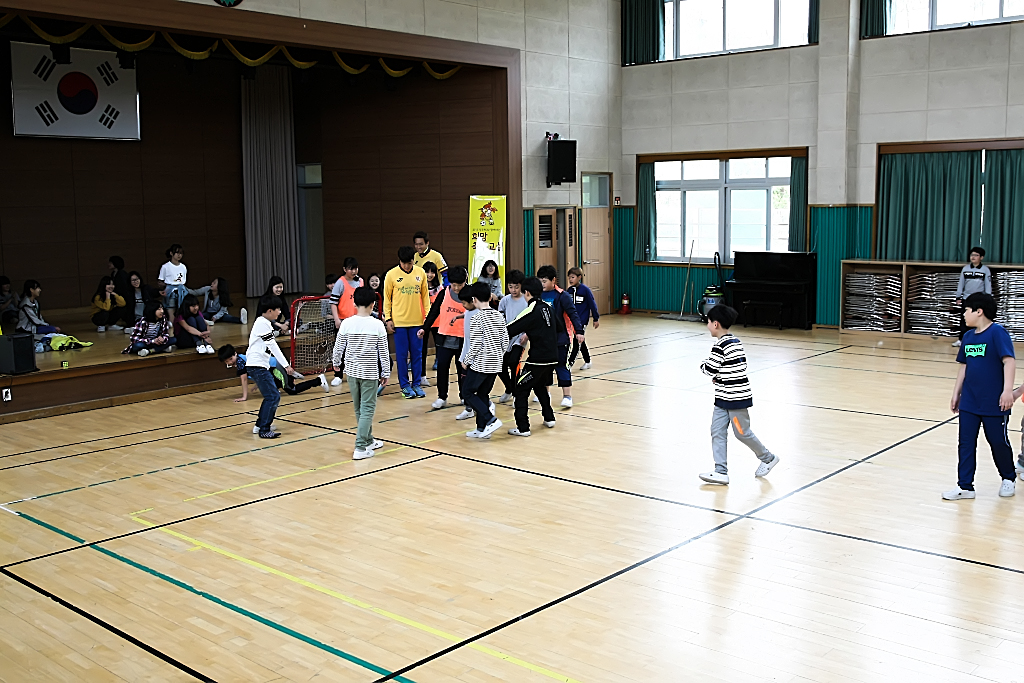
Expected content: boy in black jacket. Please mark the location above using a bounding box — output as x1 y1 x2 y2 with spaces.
505 277 559 436
537 265 585 408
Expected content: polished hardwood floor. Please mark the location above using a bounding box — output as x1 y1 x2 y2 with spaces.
1 315 1022 682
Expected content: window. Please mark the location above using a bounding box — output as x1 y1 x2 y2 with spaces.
653 156 792 262
663 0 810 61
888 0 1024 34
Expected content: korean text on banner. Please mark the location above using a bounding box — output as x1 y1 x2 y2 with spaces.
469 195 506 284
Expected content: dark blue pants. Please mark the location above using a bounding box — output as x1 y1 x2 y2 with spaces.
248 366 280 434
393 326 422 389
463 369 497 431
555 344 571 387
958 411 1017 490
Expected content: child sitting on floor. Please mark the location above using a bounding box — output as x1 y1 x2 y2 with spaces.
123 300 175 356
17 280 61 336
90 275 127 332
173 294 214 354
190 277 242 325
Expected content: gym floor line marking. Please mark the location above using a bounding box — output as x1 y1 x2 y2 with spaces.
181 455 355 502
4 431 341 507
804 363 957 380
374 417 962 682
1 454 441 571
1 566 215 683
8 511 416 682
130 515 582 683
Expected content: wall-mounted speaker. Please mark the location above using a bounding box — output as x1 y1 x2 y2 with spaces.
547 139 577 187
0 333 38 375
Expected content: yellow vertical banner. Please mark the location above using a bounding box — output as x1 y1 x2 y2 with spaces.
468 195 507 284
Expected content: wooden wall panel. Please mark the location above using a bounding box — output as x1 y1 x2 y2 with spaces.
0 42 246 308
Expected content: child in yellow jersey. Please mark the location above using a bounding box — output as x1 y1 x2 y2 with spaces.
384 246 430 399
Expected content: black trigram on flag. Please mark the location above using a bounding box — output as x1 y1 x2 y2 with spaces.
34 101 58 126
97 61 118 86
33 55 56 82
99 104 120 129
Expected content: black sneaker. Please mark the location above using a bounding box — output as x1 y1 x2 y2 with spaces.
259 430 281 439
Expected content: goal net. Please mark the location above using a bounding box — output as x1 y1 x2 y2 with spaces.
290 296 336 375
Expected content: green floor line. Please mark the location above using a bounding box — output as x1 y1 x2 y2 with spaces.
14 511 417 682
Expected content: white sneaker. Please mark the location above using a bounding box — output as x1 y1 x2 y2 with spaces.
489 402 496 415
331 376 343 387
431 398 449 409
942 487 976 500
353 448 374 460
465 429 483 438
1016 462 1024 481
456 409 475 420
699 472 729 485
952 340 962 347
581 362 592 370
165 345 176 352
137 348 149 357
96 326 106 332
420 376 431 387
205 344 216 354
999 479 1016 497
240 308 248 325
508 428 531 436
499 393 513 404
544 420 556 428
754 454 780 478
196 346 208 354
124 327 133 334
319 374 330 393
109 324 123 331
480 418 503 438
560 396 573 408
532 394 540 403
253 423 277 434
368 438 384 450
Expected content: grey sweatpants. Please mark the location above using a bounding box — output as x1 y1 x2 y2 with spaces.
712 406 774 475
348 377 379 450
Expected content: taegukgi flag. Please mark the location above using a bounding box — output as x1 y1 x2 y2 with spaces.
10 41 140 140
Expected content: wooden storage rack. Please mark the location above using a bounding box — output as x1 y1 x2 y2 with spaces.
839 260 1024 339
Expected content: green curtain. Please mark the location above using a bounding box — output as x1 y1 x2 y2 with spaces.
523 208 535 275
982 149 1024 264
861 0 887 38
876 151 982 262
808 0 820 43
810 206 873 325
789 156 808 251
622 0 664 66
634 163 656 261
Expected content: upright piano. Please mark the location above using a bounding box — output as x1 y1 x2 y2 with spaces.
724 252 817 330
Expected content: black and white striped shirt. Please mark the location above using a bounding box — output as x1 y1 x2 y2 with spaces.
700 333 753 409
464 308 509 374
332 314 391 381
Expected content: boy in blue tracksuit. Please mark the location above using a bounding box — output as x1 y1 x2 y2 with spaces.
566 266 600 369
537 265 584 408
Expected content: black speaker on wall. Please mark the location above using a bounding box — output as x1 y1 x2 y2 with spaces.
546 139 577 187
0 333 38 375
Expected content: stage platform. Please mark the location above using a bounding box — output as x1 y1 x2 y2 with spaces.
1 308 255 423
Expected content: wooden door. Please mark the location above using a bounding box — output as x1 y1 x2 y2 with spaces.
582 207 612 315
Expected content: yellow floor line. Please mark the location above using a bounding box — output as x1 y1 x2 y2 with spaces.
575 387 642 406
132 516 581 683
183 459 353 502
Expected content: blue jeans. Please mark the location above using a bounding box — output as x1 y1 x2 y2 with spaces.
393 326 422 390
216 313 242 324
164 284 188 310
958 411 1017 490
178 314 207 348
248 366 280 434
130 336 177 354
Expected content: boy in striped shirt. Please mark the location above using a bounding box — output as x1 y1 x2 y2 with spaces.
698 304 780 485
461 282 509 439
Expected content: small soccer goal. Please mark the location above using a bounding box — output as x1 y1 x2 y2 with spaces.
290 296 337 375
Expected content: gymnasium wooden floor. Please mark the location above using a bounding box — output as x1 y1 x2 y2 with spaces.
2 315 1023 682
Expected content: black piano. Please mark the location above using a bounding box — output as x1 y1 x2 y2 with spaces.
724 252 817 330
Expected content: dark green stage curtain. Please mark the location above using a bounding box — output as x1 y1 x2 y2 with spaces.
877 151 982 262
982 149 1024 264
789 156 808 251
808 0 820 43
861 0 887 38
622 0 664 66
635 163 656 261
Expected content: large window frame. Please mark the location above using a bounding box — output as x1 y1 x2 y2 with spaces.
663 0 810 62
888 0 1024 36
644 149 805 265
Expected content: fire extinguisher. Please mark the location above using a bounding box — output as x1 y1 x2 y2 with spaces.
619 292 632 315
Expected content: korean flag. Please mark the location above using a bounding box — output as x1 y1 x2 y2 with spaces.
10 41 140 140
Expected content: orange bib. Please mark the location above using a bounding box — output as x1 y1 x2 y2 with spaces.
436 288 465 337
337 277 362 319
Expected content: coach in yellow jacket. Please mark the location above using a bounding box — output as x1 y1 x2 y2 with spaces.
383 245 430 399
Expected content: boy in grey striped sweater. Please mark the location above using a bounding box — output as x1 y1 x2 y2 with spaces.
698 304 780 485
461 282 510 439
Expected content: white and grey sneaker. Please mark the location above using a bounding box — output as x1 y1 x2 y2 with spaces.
532 394 540 403
368 438 384 450
456 409 475 420
205 344 216 354
137 348 150 357
465 428 483 438
952 340 962 348
109 324 123 331
999 479 1016 497
942 487 976 500
196 345 208 354
420 376 431 387
543 420 556 428
431 398 449 410
480 418 503 438
560 396 573 408
319 374 330 393
330 376 344 387
96 326 106 332
754 454 780 478
240 308 248 325
508 428 531 436
498 393 513 404
253 423 277 434
1016 462 1024 481
353 448 374 460
699 472 729 485
581 362 592 370
124 327 133 334
489 402 496 415
165 345 176 353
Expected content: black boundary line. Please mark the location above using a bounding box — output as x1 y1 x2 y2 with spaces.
1 566 215 682
835 349 960 365
373 416 960 682
803 363 956 380
1 453 440 571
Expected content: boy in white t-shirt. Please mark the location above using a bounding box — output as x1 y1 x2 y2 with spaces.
247 295 303 439
157 243 188 320
333 286 391 459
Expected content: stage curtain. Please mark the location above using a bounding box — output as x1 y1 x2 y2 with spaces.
808 0 820 43
861 0 887 38
876 151 982 262
789 156 808 251
982 148 1024 264
242 66 304 298
634 163 656 261
622 0 664 66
